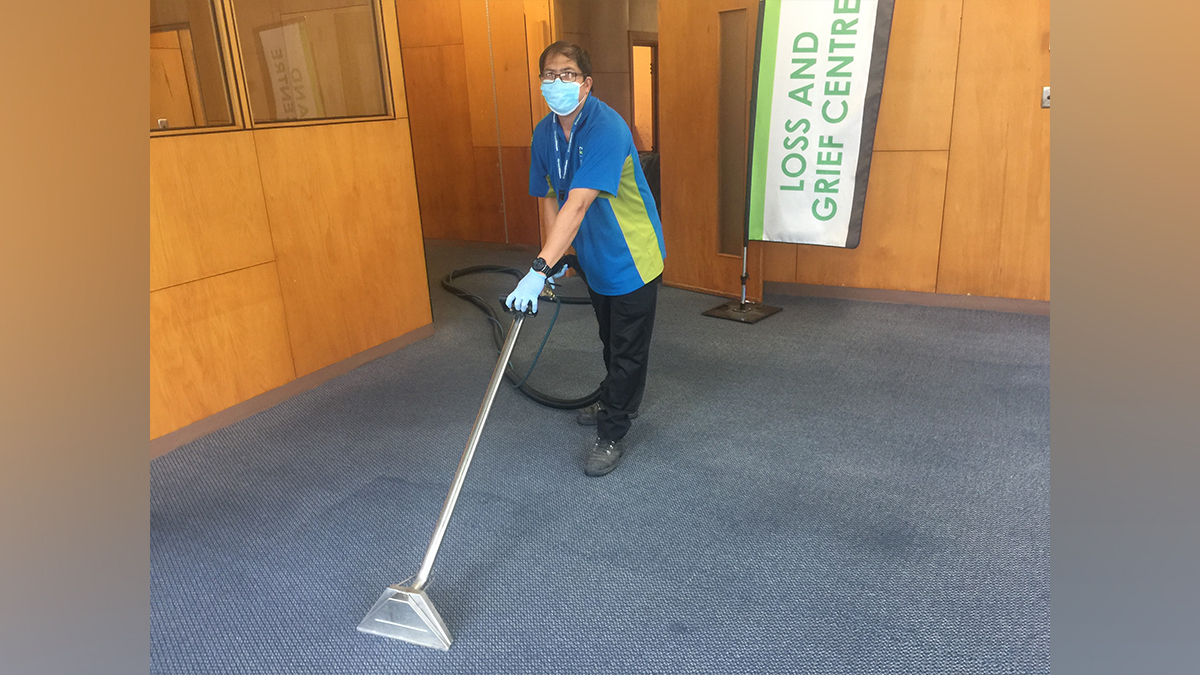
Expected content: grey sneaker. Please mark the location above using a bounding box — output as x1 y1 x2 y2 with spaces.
584 437 626 477
576 402 639 426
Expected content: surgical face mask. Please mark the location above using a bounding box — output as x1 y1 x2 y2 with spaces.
540 79 584 116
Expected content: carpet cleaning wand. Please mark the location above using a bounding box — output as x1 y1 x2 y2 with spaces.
356 281 555 651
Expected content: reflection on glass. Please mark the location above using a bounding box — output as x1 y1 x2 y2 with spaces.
234 0 389 123
717 9 749 256
150 0 234 131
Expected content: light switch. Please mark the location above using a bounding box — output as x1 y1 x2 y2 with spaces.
1041 87 1050 109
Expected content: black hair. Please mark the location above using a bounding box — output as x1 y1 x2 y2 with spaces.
538 41 593 78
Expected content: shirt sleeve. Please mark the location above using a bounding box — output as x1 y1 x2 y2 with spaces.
568 121 630 199
528 129 556 198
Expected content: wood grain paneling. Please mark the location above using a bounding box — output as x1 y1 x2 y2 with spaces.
394 0 464 47
403 0 549 244
150 30 179 49
658 0 763 300
461 0 499 147
524 0 553 129
489 0 538 146
792 151 948 292
150 262 295 438
402 44 479 240
462 0 536 147
254 119 432 375
502 145 542 245
762 241 796 282
938 0 1049 300
150 132 276 290
472 145 507 242
873 0 963 151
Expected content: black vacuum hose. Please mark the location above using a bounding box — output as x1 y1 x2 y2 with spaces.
440 263 601 410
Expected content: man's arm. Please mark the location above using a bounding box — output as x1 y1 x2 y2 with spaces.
537 188 598 270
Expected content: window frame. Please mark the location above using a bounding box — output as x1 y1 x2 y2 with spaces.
151 0 249 137
151 0 397 137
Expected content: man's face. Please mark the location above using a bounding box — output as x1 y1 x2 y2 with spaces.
541 53 592 101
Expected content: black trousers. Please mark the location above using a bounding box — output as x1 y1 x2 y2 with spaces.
587 275 661 441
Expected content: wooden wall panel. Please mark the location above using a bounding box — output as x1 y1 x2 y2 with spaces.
150 132 276 290
472 145 507 241
461 0 537 246
938 0 1050 300
658 0 762 299
460 0 536 146
793 151 948 292
401 44 480 240
873 0 963 151
394 0 464 47
658 0 720 288
150 262 295 438
762 241 797 283
461 0 499 147
489 0 538 146
502 145 542 245
403 0 548 245
254 120 432 376
524 0 553 128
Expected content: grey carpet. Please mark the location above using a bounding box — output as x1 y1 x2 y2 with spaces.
151 240 1049 674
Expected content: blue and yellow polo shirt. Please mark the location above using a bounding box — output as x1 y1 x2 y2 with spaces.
529 95 666 297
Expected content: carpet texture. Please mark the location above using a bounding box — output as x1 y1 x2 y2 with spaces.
151 241 1049 674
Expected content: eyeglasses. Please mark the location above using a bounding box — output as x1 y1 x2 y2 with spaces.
540 70 582 84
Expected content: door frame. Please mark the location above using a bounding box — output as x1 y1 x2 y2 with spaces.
628 30 659 153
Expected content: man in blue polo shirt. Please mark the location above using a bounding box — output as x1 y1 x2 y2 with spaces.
505 41 666 478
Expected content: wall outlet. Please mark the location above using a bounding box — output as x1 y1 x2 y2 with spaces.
1041 87 1050 109
157 118 169 129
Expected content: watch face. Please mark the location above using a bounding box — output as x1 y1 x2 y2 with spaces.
534 257 548 272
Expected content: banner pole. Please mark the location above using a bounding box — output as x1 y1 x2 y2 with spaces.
704 0 781 324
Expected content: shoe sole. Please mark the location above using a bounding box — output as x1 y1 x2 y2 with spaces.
585 463 619 477
576 413 639 426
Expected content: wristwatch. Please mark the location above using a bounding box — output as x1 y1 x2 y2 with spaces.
532 257 551 276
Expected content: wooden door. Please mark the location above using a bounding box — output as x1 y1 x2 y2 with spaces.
658 0 764 300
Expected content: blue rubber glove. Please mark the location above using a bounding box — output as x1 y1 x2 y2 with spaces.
506 268 548 313
547 263 569 287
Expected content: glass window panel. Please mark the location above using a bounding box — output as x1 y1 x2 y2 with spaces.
234 0 389 123
151 0 235 131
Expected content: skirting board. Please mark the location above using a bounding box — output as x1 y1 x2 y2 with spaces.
150 323 435 459
764 282 1050 315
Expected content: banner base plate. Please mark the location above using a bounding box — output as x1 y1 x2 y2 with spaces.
702 301 782 324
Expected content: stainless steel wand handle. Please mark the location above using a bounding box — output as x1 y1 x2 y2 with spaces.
411 313 525 590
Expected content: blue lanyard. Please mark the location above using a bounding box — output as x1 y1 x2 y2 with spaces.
552 112 582 195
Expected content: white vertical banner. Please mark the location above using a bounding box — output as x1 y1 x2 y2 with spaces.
258 21 325 120
747 0 894 247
